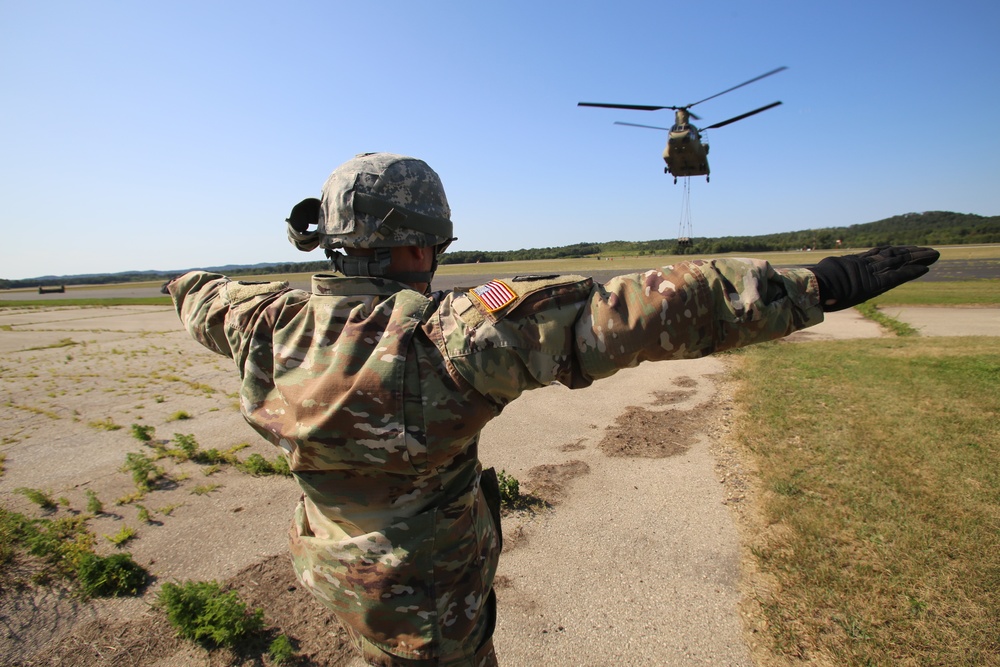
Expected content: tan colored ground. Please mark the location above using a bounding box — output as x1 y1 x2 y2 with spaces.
0 303 992 666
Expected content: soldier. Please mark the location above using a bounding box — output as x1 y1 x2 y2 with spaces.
163 152 939 666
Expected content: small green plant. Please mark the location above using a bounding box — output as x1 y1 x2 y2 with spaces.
88 417 122 431
157 503 182 516
167 410 192 422
116 491 146 505
130 423 156 442
191 484 221 496
269 634 296 663
122 452 162 491
496 470 521 508
76 552 149 597
105 525 137 547
0 453 7 476
172 433 199 460
85 489 104 515
194 444 240 466
136 505 152 523
154 394 165 403
237 453 292 477
157 580 265 647
14 487 57 511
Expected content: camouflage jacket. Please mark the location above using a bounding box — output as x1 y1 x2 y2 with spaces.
167 260 822 662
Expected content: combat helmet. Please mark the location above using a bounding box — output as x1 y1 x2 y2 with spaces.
286 152 456 286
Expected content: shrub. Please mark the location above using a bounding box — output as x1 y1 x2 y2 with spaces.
157 580 265 647
77 552 149 597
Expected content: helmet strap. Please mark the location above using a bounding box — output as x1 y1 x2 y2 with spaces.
326 247 435 290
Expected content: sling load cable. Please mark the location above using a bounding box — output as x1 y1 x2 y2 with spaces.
677 177 694 251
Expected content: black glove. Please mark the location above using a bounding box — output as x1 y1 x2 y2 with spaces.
809 246 940 312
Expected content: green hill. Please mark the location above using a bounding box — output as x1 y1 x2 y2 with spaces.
3 211 997 289
439 211 1000 264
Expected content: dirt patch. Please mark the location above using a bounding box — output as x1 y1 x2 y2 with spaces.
557 439 586 453
521 460 590 505
13 555 355 667
598 405 714 458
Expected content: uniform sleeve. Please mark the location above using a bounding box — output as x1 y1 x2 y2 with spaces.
165 270 291 361
435 258 823 406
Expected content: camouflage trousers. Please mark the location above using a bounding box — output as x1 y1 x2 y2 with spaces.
347 589 499 667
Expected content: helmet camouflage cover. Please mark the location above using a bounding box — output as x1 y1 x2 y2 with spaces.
287 153 455 253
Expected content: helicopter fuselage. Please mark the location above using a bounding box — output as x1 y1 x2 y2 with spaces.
663 123 710 182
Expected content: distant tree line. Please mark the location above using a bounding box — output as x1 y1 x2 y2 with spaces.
3 211 997 289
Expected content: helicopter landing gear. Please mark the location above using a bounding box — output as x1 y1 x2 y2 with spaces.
706 175 710 183
673 176 677 184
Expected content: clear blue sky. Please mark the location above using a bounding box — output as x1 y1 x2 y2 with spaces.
2 0 998 279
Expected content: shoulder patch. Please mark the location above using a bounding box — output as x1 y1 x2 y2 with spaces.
470 280 517 313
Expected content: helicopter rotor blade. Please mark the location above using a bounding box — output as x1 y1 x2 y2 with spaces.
700 101 783 130
686 66 788 109
613 121 672 131
578 102 678 111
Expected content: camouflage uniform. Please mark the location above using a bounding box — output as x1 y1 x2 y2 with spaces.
166 258 822 665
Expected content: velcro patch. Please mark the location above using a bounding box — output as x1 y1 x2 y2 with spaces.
470 280 517 313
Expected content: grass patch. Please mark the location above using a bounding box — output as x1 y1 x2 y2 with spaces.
0 297 172 308
166 410 192 422
731 337 1000 666
869 279 1000 306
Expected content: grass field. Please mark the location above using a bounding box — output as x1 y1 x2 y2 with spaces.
732 337 1000 666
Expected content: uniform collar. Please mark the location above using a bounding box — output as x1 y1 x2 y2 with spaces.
310 273 412 297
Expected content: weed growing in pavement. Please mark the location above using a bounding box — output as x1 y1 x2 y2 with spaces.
237 453 292 477
122 452 163 492
167 410 192 422
855 302 919 336
190 483 221 496
88 417 122 431
105 525 137 547
130 423 156 442
14 487 57 511
136 505 152 524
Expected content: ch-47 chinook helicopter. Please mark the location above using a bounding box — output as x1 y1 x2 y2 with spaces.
579 66 787 183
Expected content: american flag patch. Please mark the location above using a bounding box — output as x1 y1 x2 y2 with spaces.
470 280 517 313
